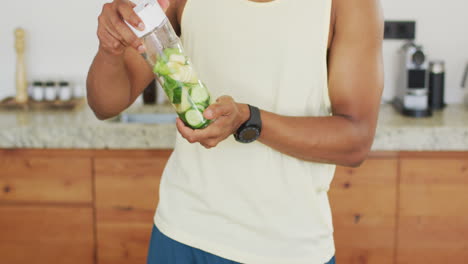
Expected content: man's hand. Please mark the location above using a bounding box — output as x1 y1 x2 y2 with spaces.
176 96 250 149
87 0 170 120
97 0 170 55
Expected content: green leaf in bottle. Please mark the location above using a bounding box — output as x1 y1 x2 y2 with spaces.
172 86 182 104
163 47 183 61
153 59 171 76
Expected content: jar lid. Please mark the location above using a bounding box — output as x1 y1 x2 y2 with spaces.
32 81 43 86
45 81 55 87
125 0 166 38
59 81 70 86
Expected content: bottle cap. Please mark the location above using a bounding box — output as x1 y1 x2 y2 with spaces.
125 0 166 38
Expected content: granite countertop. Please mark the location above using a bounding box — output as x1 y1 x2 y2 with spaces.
374 105 468 151
0 102 467 151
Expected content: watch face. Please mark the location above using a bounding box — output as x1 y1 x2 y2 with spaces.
239 127 260 143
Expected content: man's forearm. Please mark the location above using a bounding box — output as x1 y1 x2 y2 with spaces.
86 49 132 119
257 110 376 167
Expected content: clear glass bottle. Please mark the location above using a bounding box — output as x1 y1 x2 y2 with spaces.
127 0 212 129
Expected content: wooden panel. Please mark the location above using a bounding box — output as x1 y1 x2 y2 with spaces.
397 158 468 264
97 208 154 264
95 153 170 264
0 156 92 203
94 155 170 210
329 158 398 264
0 205 94 264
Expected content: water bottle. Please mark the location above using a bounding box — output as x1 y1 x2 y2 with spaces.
126 0 211 129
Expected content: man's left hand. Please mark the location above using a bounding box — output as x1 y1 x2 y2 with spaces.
176 96 249 149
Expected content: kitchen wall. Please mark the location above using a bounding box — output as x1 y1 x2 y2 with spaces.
0 0 108 100
382 0 468 103
1 0 467 103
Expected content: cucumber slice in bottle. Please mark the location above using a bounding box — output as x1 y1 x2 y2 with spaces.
163 47 182 60
176 88 192 113
169 54 186 64
185 109 205 128
172 86 182 104
203 97 211 107
190 85 209 104
153 59 171 75
178 112 188 125
195 104 206 112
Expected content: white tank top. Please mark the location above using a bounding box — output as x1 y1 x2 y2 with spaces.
155 0 335 263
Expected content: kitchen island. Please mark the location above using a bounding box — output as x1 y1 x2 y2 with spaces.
0 104 467 264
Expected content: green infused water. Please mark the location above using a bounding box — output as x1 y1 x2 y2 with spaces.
153 47 212 129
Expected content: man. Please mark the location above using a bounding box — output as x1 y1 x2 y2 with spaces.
87 0 383 263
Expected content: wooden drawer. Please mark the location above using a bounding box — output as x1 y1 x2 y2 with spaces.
0 205 94 264
94 153 170 210
0 157 92 203
397 158 468 264
96 207 154 264
329 158 398 264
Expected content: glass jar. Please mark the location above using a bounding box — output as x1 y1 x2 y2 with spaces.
58 81 72 101
32 81 44 101
44 81 57 101
127 0 212 129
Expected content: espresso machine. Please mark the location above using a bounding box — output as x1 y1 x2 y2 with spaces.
393 41 432 117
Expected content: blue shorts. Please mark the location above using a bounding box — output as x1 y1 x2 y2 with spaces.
147 225 336 264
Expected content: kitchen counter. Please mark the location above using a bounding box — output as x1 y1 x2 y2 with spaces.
374 104 468 151
0 103 467 150
0 103 177 149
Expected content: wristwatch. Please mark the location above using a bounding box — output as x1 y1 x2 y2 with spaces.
234 105 262 143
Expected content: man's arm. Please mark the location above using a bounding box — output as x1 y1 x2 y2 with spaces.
256 0 384 167
86 0 173 120
176 0 384 167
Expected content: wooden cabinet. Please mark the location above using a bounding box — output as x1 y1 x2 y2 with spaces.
0 153 94 264
329 158 398 264
0 205 94 264
94 156 169 210
1 149 467 264
94 152 171 264
397 156 468 264
96 208 154 264
0 156 92 203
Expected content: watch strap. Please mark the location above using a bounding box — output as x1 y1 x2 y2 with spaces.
234 105 262 142
244 105 262 131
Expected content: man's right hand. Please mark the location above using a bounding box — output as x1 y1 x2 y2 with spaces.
88 0 171 120
97 0 170 56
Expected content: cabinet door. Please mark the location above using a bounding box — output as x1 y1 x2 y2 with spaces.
0 205 94 264
329 159 398 264
0 156 92 203
95 152 171 264
397 158 468 264
96 207 154 264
